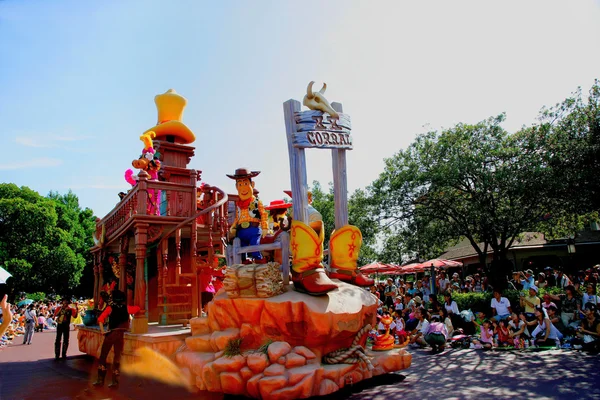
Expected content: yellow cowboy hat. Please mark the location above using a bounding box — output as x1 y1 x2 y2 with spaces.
144 89 196 144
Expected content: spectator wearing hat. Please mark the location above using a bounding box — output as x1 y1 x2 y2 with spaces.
521 270 535 290
227 168 268 264
536 272 548 289
520 286 541 322
53 298 77 359
523 306 563 348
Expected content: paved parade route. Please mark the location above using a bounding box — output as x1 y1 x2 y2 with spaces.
1 329 599 400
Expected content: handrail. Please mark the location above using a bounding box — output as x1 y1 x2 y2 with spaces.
158 185 229 249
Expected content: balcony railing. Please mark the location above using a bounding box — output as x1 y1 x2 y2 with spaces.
98 171 197 245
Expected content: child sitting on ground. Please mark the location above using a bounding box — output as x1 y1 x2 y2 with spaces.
493 319 511 347
471 319 494 349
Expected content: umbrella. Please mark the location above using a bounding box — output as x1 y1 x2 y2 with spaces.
0 266 11 284
359 262 397 274
415 259 463 270
17 299 34 307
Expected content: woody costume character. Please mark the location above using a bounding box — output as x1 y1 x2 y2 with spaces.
93 290 140 388
227 168 268 263
286 190 373 295
54 299 78 360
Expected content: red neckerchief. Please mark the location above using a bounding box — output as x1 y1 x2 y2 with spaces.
237 196 253 210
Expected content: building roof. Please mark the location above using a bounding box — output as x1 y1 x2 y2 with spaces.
439 231 600 261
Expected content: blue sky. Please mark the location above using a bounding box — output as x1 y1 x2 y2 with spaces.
1 0 600 217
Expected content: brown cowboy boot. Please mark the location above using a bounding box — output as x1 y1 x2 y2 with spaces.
290 220 337 295
328 225 374 287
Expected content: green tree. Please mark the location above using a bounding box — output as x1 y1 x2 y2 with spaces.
309 181 380 266
369 114 555 283
0 184 96 295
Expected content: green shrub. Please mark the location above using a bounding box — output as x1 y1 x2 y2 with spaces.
25 292 46 302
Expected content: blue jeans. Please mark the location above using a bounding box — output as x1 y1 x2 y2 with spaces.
237 226 263 259
492 314 510 322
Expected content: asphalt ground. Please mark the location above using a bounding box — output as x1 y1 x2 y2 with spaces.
1 329 599 400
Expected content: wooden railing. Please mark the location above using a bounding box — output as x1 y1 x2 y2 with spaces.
98 170 197 244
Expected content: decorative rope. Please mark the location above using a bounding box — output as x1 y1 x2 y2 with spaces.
323 324 374 370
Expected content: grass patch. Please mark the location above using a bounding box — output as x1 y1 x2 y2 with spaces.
256 339 274 355
224 338 243 357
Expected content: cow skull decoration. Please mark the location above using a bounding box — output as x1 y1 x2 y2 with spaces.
303 81 339 119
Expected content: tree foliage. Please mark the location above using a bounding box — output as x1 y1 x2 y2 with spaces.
369 114 556 280
0 184 96 295
309 181 379 266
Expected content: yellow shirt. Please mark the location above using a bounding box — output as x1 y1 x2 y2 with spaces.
523 295 540 313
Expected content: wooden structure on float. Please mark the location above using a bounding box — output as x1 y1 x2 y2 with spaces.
284 99 352 231
89 91 229 334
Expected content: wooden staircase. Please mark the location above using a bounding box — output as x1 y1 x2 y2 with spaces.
157 186 228 325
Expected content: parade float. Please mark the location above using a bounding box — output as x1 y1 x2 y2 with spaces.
78 84 411 398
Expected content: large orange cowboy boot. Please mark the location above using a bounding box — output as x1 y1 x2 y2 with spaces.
328 225 374 287
290 220 338 295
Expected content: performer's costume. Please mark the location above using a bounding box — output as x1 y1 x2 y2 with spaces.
53 303 77 360
227 168 268 262
93 291 140 388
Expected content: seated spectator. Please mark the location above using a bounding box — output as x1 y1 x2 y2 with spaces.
509 312 530 343
415 280 428 302
438 308 454 338
472 311 486 336
409 308 430 348
428 294 442 314
547 305 567 334
471 319 494 349
582 284 600 309
491 289 512 322
424 314 448 353
525 306 563 348
575 303 600 354
536 272 548 289
508 272 523 291
541 294 557 310
548 285 579 329
393 296 404 313
493 319 511 347
443 292 460 315
520 286 541 321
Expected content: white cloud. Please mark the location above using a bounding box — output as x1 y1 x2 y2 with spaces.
15 136 55 148
0 157 63 170
53 135 91 142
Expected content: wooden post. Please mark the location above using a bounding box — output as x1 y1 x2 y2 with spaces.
232 237 242 264
118 235 129 295
131 223 148 334
160 239 168 325
331 102 349 229
280 232 290 285
137 170 149 216
283 100 309 224
98 250 105 298
92 257 99 305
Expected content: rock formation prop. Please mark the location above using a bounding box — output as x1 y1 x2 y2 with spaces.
175 281 412 399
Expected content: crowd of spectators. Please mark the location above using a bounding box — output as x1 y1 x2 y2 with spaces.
370 265 600 354
0 295 87 351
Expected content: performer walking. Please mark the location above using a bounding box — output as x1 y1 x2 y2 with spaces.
54 298 77 359
93 290 140 388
